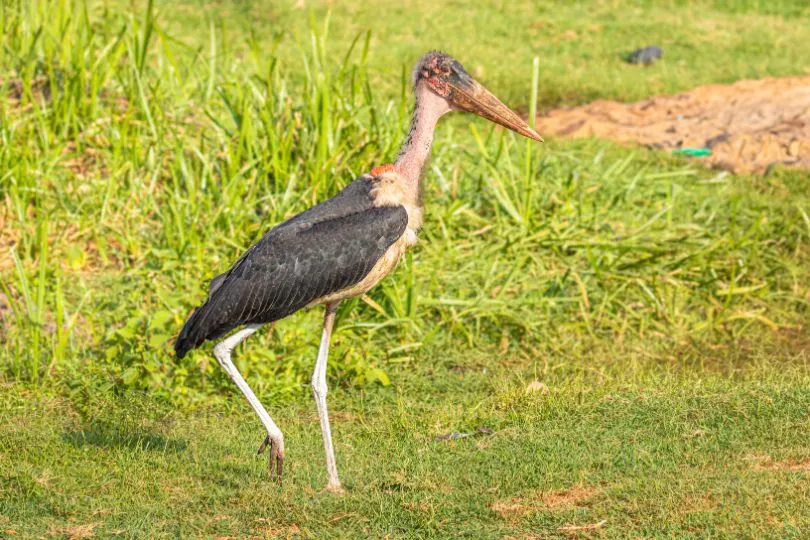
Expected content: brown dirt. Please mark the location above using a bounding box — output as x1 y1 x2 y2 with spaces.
539 76 810 174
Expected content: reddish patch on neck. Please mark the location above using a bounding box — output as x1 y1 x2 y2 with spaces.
370 163 395 177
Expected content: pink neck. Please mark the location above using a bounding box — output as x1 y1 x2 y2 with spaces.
394 83 450 196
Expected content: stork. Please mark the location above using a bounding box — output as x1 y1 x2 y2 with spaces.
174 51 542 492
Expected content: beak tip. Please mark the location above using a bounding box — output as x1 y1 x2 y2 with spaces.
458 77 545 143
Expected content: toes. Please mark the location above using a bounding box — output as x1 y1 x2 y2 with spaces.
269 447 284 484
326 483 344 495
256 434 284 482
276 455 284 483
268 451 277 479
257 435 271 455
272 457 284 485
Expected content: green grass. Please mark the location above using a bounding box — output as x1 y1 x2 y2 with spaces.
3 366 810 537
2 0 810 536
156 0 810 106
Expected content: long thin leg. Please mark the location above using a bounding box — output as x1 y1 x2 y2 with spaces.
213 324 285 481
312 303 342 492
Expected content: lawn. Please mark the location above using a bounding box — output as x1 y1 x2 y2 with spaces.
2 0 810 537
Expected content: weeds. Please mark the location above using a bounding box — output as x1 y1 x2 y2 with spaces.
1 0 810 536
1 0 809 405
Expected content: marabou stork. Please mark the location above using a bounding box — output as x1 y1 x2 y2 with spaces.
174 51 542 492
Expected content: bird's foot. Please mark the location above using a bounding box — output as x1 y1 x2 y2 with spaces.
325 481 344 495
257 434 285 483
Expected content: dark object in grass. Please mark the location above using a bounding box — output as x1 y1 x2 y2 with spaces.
626 46 663 65
173 51 542 493
434 431 469 441
433 426 494 441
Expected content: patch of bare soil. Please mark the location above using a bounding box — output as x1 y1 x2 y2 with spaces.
539 76 810 174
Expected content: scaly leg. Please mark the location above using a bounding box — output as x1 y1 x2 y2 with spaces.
312 303 342 492
213 324 285 481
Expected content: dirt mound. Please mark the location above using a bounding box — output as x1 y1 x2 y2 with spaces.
539 76 810 174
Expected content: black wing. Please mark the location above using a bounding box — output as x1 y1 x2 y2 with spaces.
174 178 408 358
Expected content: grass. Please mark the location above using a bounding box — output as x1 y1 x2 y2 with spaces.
156 0 810 106
3 367 810 536
2 0 810 536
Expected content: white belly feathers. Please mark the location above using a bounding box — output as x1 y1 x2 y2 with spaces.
314 171 422 305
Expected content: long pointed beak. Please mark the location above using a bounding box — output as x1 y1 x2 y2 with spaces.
449 76 543 142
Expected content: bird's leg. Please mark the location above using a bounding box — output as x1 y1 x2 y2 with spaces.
213 324 285 482
311 302 342 493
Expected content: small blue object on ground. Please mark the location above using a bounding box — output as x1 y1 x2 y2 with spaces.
627 46 663 65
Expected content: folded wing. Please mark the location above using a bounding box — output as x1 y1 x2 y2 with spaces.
175 179 408 358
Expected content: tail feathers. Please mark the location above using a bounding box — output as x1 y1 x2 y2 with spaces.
175 303 214 359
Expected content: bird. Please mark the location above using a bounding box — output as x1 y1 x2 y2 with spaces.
174 51 543 493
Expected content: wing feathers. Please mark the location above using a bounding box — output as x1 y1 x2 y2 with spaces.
174 182 409 359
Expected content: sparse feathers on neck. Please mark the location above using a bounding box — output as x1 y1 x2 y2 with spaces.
394 78 452 190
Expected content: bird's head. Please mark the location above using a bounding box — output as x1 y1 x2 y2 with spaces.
413 51 543 142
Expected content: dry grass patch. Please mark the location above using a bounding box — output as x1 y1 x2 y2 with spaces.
401 500 433 514
62 144 106 180
749 454 810 472
558 519 607 535
491 485 597 521
47 522 101 539
254 524 301 538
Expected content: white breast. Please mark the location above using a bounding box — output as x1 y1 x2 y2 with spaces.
314 171 422 306
369 171 423 241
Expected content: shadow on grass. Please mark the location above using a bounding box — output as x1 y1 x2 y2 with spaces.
62 423 187 453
